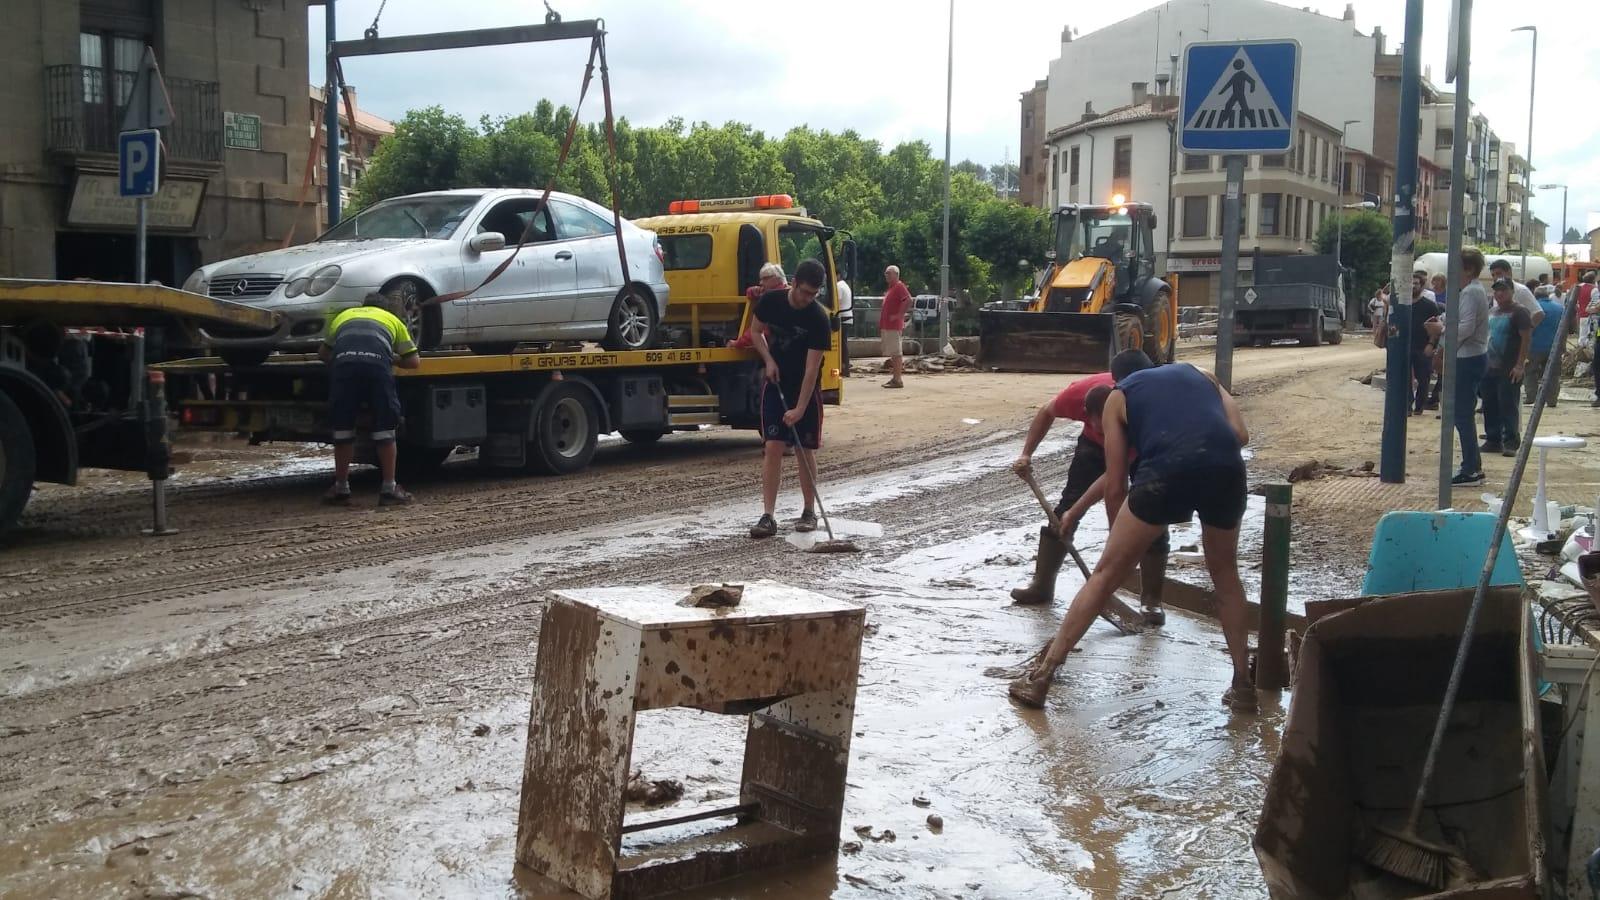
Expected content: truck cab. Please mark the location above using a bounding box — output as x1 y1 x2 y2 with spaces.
636 194 851 402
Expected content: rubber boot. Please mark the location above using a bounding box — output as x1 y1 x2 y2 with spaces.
1011 527 1067 605
1138 543 1168 627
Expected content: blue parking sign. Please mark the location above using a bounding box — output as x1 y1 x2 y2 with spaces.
1180 40 1300 154
118 129 161 198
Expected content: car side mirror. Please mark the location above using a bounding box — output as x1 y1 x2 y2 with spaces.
469 231 506 253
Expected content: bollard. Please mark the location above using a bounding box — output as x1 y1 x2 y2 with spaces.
141 369 178 537
1256 482 1292 690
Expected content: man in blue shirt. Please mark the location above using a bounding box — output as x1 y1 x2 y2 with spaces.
1524 287 1562 407
1480 279 1532 457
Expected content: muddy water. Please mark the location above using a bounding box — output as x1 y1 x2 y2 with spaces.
2 428 1297 899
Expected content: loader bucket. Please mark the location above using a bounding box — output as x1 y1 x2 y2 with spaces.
978 309 1118 373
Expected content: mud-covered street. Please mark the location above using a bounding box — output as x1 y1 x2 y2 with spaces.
0 341 1523 898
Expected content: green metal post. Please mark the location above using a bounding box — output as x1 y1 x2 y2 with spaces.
1257 482 1292 690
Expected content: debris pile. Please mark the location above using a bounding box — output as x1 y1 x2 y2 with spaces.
623 771 684 806
680 583 743 608
850 354 982 376
1285 458 1377 483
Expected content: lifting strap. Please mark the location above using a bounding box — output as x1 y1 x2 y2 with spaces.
281 59 360 249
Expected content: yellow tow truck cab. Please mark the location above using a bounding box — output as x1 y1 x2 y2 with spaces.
637 194 852 400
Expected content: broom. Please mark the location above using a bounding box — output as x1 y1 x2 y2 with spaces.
1362 285 1576 888
777 385 860 554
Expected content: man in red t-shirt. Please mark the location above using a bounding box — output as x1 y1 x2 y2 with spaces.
729 263 788 349
1009 350 1170 625
879 265 912 389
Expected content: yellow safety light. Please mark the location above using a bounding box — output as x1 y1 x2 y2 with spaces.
667 194 795 214
1110 192 1127 206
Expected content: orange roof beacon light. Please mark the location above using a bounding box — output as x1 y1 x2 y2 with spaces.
667 194 795 214
1110 193 1127 207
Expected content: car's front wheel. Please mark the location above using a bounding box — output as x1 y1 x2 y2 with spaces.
383 277 442 350
601 286 659 352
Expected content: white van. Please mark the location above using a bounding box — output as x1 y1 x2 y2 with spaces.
1414 251 1553 285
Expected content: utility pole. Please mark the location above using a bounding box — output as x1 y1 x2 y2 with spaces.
1512 25 1535 278
1381 0 1423 484
1215 154 1244 391
1439 0 1473 507
937 0 955 357
324 0 342 227
1335 120 1359 326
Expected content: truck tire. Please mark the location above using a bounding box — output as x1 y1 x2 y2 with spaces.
1299 318 1323 347
1326 324 1344 345
601 286 659 352
1142 291 1175 363
1113 312 1144 355
528 383 599 475
384 277 442 351
0 391 38 538
620 429 666 445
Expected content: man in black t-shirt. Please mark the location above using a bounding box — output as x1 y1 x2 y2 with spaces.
748 258 833 538
1408 271 1440 416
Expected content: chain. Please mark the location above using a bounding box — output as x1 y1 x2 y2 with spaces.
364 0 389 40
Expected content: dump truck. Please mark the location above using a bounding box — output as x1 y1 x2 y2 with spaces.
0 279 282 538
978 199 1177 373
1233 253 1345 347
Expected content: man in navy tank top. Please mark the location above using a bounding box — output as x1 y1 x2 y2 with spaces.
1009 362 1257 714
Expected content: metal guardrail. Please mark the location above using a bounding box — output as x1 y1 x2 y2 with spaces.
45 64 222 162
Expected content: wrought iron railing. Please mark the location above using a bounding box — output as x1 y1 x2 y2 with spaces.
45 64 221 162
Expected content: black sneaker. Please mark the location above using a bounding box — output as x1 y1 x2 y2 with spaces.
1501 439 1519 457
795 510 818 533
1451 471 1486 487
378 486 414 506
749 514 778 538
1480 441 1503 454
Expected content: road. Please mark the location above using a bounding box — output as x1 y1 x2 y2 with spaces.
0 342 1381 899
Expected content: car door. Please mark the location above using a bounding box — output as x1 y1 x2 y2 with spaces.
459 198 573 331
549 199 620 323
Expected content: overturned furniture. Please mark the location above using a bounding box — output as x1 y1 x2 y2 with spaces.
1254 587 1546 898
516 580 865 899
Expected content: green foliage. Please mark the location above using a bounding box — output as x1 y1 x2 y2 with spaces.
1565 227 1584 243
1414 238 1447 256
1313 210 1392 301
353 102 1047 300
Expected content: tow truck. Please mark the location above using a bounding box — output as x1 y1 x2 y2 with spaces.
0 279 281 537
157 194 853 480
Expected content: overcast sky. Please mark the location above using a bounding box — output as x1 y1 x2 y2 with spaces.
310 0 1598 242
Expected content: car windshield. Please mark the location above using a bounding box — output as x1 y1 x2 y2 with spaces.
1054 209 1134 262
319 195 481 242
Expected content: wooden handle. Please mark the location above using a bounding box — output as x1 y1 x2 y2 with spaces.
1017 468 1063 533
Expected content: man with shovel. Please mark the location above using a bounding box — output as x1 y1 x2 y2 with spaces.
1010 349 1169 626
1009 362 1255 713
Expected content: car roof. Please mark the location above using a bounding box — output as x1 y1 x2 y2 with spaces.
390 187 599 208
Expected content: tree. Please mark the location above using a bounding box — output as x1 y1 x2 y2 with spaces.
1313 210 1391 301
1566 227 1584 244
352 107 480 209
1415 238 1447 256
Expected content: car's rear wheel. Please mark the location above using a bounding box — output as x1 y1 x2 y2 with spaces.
601 286 659 352
384 277 442 350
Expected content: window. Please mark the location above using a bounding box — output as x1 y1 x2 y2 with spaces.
778 225 832 306
1051 153 1060 192
1024 109 1034 129
1296 130 1307 173
1308 202 1319 241
1322 143 1332 182
659 234 713 270
1259 193 1281 236
321 194 482 242
551 201 617 239
1436 128 1453 149
1182 196 1208 238
79 31 142 106
1289 195 1301 238
1261 153 1286 168
1113 137 1133 180
1183 154 1210 172
1023 155 1033 176
1218 193 1247 236
1309 137 1319 179
1069 146 1080 184
476 198 555 245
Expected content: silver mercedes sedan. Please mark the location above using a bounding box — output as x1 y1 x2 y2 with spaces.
185 189 670 364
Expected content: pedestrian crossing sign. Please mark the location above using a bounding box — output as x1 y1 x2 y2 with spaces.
1180 40 1299 154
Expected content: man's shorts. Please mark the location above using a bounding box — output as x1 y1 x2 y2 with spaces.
1127 462 1248 530
760 381 822 449
881 329 903 358
329 363 402 444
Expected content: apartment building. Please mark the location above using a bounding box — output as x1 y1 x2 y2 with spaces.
1018 78 1050 208
309 84 394 229
0 0 315 282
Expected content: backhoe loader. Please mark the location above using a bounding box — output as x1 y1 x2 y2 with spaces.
979 200 1177 373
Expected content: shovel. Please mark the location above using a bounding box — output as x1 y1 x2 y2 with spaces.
1016 468 1144 635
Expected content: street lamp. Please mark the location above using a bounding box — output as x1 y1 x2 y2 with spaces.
1537 182 1567 267
1513 25 1536 278
1335 119 1360 323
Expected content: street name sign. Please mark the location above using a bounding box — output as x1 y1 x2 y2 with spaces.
1180 40 1300 154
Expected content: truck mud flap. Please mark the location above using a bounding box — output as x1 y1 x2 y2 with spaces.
977 309 1116 374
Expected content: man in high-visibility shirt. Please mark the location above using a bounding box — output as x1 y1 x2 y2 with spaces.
319 293 421 505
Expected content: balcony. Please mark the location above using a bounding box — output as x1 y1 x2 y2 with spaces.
45 64 221 163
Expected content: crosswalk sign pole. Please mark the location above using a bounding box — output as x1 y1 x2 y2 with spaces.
1215 154 1245 391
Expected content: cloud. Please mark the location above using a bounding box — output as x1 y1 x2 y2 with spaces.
310 0 1596 228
